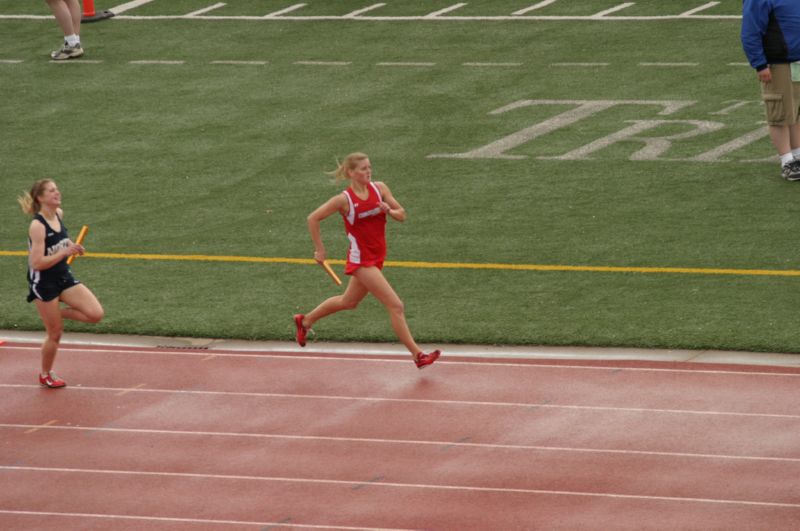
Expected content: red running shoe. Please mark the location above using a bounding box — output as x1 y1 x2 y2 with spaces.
39 372 66 388
415 350 441 369
293 314 308 347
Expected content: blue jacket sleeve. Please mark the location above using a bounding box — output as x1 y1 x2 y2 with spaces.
741 0 770 71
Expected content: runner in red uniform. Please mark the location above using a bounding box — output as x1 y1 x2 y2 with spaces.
294 153 441 369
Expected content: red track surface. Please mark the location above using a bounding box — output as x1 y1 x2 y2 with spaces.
1 341 799 530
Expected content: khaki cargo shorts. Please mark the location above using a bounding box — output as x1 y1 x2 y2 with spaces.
761 63 800 126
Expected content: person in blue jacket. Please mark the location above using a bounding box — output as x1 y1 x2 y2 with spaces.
741 0 800 180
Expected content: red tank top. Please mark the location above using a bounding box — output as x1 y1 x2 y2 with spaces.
342 182 387 273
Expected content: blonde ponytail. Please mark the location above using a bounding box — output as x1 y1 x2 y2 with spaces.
18 179 53 216
326 152 369 182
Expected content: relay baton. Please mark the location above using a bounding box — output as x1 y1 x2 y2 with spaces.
320 260 342 286
66 225 89 265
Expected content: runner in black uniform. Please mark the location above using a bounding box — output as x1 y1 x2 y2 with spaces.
27 212 80 303
19 179 104 388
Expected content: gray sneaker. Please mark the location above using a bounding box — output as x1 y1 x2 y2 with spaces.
50 43 84 61
781 160 800 181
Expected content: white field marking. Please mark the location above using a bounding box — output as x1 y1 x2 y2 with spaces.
264 3 306 17
5 423 800 463
186 2 226 17
344 3 386 18
128 60 185 64
0 59 24 64
110 0 158 14
513 0 560 16
424 3 468 18
462 62 522 67
3 465 800 509
0 510 409 531
729 62 751 66
2 384 798 419
5 344 800 378
210 60 268 65
23 420 58 434
592 3 635 18
293 60 351 66
0 14 744 21
680 2 720 17
550 62 609 67
49 60 104 64
376 62 436 66
639 62 699 67
690 127 771 162
709 100 755 115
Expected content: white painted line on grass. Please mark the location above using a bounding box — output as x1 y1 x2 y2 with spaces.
4 466 800 508
110 0 157 14
186 2 226 17
264 3 306 17
0 510 404 531
376 62 436 67
424 3 467 18
513 0 560 16
344 3 386 18
128 60 185 64
592 2 635 18
0 59 24 64
210 60 268 65
2 383 798 419
463 62 522 67
639 62 699 67
729 62 750 66
551 62 609 67
5 423 800 463
49 60 104 64
680 2 720 17
293 60 351 65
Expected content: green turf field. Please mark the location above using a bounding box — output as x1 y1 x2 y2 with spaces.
2 1 799 354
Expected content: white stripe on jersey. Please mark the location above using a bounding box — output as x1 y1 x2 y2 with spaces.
343 190 356 225
347 233 361 264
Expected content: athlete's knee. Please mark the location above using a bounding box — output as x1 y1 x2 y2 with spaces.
46 327 63 343
86 304 105 324
385 298 405 316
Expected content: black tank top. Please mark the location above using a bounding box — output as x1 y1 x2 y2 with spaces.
28 213 70 281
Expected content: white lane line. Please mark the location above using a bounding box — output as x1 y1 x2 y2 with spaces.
4 423 799 463
591 3 635 18
293 60 351 65
210 60 268 65
186 2 226 17
513 0 560 16
0 510 407 531
376 62 435 67
23 420 58 434
5 344 800 377
110 0 157 14
129 60 185 64
344 3 386 18
680 2 720 17
2 384 798 419
264 3 306 17
4 465 800 508
424 3 467 18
